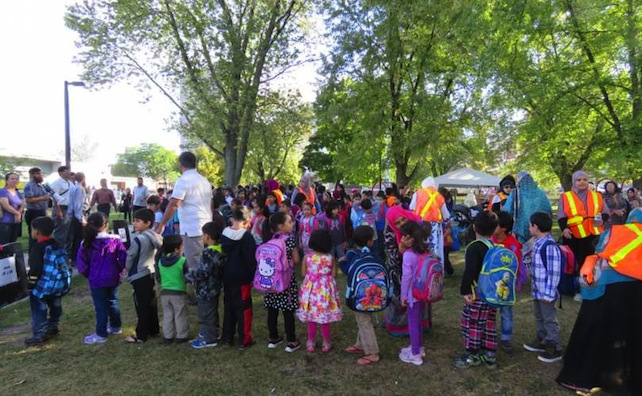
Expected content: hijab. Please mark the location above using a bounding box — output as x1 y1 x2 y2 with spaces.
626 208 642 224
385 205 420 243
421 177 436 189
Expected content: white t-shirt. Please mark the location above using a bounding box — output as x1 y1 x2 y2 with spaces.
172 169 213 237
133 185 149 207
49 177 72 206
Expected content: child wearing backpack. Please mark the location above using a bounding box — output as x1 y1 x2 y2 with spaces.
221 207 257 349
157 235 190 344
398 221 432 366
491 211 524 354
77 212 127 344
125 208 163 343
187 222 225 349
262 212 302 352
297 201 316 257
298 228 342 353
455 211 499 369
316 200 347 260
342 225 382 365
523 211 563 363
25 216 68 347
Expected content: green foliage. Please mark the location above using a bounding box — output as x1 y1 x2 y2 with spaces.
66 0 313 186
112 143 179 182
0 156 20 178
194 146 224 187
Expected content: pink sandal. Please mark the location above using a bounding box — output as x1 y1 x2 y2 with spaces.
321 342 333 353
306 340 315 352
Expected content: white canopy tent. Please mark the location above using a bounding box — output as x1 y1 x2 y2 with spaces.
435 168 500 188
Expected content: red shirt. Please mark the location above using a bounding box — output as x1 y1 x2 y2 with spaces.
492 233 522 264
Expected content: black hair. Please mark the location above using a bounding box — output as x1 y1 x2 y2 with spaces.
473 211 499 237
530 211 553 233
202 221 223 242
301 200 313 209
401 196 411 206
157 188 165 195
496 211 514 233
604 180 621 194
628 187 637 194
231 207 252 223
353 192 362 199
262 211 290 241
281 199 292 208
162 235 183 254
294 192 306 207
212 191 226 209
147 195 161 205
83 212 107 248
57 165 69 174
32 216 55 237
178 151 197 169
4 172 18 181
309 228 333 254
28 167 42 175
325 200 340 218
376 190 386 198
361 198 373 210
133 208 155 225
231 198 243 207
353 225 374 248
399 221 430 254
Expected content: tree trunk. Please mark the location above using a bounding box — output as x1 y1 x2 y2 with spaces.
560 173 573 192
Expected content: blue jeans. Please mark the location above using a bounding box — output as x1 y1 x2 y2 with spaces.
90 286 122 337
500 305 513 341
30 294 62 339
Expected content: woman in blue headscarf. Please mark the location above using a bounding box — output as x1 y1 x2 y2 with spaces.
556 208 642 394
504 171 552 245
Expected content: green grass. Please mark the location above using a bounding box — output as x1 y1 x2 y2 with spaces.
0 252 590 396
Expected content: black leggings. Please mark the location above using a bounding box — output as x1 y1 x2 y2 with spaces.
267 307 296 343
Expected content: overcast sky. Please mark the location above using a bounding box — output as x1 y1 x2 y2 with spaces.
0 1 319 168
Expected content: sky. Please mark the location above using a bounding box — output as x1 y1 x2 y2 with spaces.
0 1 319 168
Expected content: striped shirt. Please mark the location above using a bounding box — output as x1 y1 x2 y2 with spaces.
530 234 561 302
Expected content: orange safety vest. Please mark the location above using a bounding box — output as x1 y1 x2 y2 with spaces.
561 190 604 239
414 187 444 223
297 187 317 215
594 223 642 281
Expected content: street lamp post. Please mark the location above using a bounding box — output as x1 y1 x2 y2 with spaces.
64 80 86 168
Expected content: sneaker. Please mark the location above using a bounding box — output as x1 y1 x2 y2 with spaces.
24 336 46 347
238 340 256 350
268 338 284 349
480 353 497 369
107 327 122 335
500 340 513 354
401 345 426 357
285 342 301 353
163 338 174 345
573 293 583 302
454 353 481 369
399 348 423 366
84 333 107 344
538 346 563 363
523 339 546 353
191 338 218 349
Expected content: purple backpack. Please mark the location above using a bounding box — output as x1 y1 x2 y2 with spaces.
411 253 444 303
253 236 292 293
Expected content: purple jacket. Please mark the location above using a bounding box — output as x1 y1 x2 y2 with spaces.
77 233 127 288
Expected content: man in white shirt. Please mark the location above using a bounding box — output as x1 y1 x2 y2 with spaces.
49 166 73 248
132 177 149 214
158 152 212 270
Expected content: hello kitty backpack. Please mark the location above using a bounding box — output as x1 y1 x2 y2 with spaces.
253 235 292 293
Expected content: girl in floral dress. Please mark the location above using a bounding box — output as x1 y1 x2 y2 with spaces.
298 229 342 352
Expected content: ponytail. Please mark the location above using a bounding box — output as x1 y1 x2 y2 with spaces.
83 212 107 248
262 211 289 242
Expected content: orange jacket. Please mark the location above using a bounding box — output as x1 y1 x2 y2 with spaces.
561 190 604 239
594 223 642 281
413 187 444 223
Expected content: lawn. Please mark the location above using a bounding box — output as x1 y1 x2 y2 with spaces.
0 250 590 396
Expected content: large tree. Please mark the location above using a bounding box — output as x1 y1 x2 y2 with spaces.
66 0 312 186
112 143 179 183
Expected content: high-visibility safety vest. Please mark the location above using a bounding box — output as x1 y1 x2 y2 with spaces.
594 223 642 281
561 190 604 239
414 187 444 223
297 187 317 215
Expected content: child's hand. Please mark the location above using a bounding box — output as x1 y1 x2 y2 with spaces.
401 299 408 307
463 294 474 305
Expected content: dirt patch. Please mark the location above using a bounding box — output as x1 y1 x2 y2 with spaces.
0 323 29 346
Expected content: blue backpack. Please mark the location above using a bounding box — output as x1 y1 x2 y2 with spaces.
32 245 71 298
475 239 518 308
345 250 392 312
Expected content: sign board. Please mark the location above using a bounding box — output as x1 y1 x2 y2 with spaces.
0 256 18 287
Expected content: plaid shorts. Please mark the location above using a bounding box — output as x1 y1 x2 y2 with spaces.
460 300 497 353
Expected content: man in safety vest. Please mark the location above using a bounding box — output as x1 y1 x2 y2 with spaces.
557 171 608 299
409 177 451 264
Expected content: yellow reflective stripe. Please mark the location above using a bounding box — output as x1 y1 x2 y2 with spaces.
591 191 601 234
565 192 579 216
420 191 438 219
609 224 642 266
565 192 588 237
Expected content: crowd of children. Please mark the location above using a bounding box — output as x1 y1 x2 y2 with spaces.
24 180 566 372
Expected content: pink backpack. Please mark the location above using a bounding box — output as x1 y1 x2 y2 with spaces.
411 253 444 303
253 236 292 293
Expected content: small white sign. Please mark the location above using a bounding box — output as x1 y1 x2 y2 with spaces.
0 256 18 287
118 228 128 243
